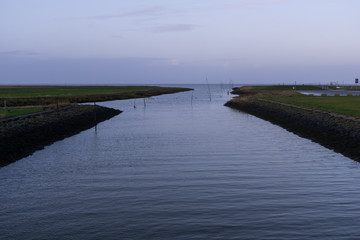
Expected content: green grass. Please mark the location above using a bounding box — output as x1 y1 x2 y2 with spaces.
267 95 360 117
0 86 152 98
0 107 45 118
327 85 360 90
252 85 322 91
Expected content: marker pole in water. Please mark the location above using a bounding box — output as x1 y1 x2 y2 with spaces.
206 77 212 102
94 101 97 133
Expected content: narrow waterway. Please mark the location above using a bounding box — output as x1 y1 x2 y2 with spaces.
1 85 360 239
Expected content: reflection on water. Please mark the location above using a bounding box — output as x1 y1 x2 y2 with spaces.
1 85 360 240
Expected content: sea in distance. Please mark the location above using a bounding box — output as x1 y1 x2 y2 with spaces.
1 84 360 239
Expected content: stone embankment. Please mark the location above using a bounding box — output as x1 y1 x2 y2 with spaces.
225 95 360 161
0 87 192 107
0 105 121 167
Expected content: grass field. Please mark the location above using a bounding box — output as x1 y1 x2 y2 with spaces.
0 107 45 118
0 86 152 98
252 85 322 91
327 85 360 90
0 85 191 108
267 95 360 117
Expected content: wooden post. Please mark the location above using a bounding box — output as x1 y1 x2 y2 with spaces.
206 77 212 102
93 103 97 133
4 98 7 117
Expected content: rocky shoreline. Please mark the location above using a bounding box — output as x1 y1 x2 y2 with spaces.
0 105 121 167
225 96 360 162
0 86 193 167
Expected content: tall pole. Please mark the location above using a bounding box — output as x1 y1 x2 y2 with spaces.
206 77 212 102
4 99 7 117
355 78 358 90
94 101 97 133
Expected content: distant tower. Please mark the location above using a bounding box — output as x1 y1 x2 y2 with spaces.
356 78 359 90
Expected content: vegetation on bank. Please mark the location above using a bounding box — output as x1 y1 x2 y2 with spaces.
231 85 320 95
225 94 360 162
267 95 360 118
231 85 360 118
248 84 360 91
0 105 121 167
0 86 192 108
0 86 152 98
0 85 192 165
251 85 322 91
227 85 360 161
327 85 360 90
0 107 45 118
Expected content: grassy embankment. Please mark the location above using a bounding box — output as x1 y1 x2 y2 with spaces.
1 85 191 165
233 85 360 118
267 96 360 118
227 85 360 161
250 85 322 91
0 86 152 98
1 108 45 118
0 85 191 118
0 86 147 118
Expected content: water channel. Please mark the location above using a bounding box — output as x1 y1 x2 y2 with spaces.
1 85 360 239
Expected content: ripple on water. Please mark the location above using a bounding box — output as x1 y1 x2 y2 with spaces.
1 85 360 239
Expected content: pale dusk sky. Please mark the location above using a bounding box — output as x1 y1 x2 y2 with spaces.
1 0 359 85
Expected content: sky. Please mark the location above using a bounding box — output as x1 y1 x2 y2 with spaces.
1 0 360 85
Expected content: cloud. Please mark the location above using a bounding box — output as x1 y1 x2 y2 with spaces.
0 50 39 56
149 58 180 66
217 0 288 10
122 7 165 17
223 61 231 69
90 7 165 20
154 24 195 33
111 34 123 39
170 59 180 66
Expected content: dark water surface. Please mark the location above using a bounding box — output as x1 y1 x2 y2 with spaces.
1 85 360 239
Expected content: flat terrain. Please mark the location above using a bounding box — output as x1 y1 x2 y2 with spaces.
232 85 360 118
267 95 360 118
251 85 322 91
0 85 192 108
0 107 45 118
0 86 152 98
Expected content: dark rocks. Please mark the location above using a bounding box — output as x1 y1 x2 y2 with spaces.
225 98 360 162
0 105 121 167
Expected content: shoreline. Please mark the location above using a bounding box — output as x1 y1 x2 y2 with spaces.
0 105 121 167
0 86 192 107
225 93 360 162
0 87 192 167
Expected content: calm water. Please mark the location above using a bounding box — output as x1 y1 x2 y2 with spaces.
1 85 360 239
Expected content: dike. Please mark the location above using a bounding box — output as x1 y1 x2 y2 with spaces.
0 105 121 167
1 87 192 107
225 98 360 162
